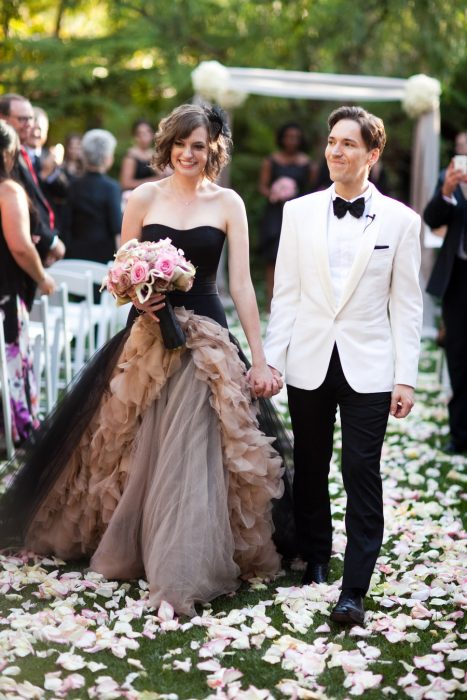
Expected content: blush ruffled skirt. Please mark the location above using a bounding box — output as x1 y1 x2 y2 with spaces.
17 310 285 616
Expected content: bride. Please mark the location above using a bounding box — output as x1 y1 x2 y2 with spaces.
0 104 293 616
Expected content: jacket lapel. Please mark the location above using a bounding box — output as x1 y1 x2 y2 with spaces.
335 188 384 315
309 187 336 312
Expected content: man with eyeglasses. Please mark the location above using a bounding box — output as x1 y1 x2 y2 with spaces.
0 93 65 265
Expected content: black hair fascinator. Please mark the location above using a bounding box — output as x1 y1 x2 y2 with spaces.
204 105 231 141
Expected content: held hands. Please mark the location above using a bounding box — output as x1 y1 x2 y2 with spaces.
390 384 415 419
128 288 166 321
441 158 467 198
248 364 283 399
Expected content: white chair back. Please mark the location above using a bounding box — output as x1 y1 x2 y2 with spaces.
30 295 54 412
52 259 111 287
49 268 95 362
51 260 120 346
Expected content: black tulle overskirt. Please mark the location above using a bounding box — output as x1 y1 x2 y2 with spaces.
0 314 296 561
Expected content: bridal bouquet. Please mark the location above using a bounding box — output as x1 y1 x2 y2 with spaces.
102 238 196 349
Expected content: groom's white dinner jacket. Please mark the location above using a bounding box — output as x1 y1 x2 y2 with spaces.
264 184 423 393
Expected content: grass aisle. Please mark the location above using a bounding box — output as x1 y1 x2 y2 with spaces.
0 338 466 700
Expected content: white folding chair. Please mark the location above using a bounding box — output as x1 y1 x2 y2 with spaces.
48 269 96 373
45 285 72 402
0 309 15 460
51 260 117 348
29 295 54 413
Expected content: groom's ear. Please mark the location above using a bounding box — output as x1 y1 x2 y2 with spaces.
368 148 380 170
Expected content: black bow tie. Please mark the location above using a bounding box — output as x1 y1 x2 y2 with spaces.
333 196 366 219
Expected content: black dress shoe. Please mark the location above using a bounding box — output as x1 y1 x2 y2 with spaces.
330 590 365 626
301 562 329 585
443 440 467 455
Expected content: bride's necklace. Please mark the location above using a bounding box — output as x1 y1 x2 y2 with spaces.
170 179 200 207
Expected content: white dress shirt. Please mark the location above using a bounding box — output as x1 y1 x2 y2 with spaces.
327 184 373 304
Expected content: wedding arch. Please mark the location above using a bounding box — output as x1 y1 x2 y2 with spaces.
192 62 442 330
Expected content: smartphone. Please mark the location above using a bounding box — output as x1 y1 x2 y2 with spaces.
453 154 467 174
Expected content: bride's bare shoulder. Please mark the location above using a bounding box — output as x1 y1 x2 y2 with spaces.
128 179 170 203
212 184 244 210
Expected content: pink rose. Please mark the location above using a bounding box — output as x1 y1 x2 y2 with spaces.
153 255 176 279
114 272 131 294
130 260 149 285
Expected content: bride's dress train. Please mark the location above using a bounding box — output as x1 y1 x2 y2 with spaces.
0 225 295 616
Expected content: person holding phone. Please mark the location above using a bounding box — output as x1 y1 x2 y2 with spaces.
425 130 467 454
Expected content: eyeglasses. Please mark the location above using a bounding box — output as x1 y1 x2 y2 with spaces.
12 115 34 123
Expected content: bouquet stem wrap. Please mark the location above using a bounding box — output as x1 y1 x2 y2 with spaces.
158 297 186 350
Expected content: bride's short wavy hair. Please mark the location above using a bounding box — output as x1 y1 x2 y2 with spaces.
153 104 232 181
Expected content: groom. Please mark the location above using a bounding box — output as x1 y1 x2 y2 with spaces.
264 106 423 625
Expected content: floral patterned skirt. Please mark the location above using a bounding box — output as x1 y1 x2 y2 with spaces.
1 296 40 444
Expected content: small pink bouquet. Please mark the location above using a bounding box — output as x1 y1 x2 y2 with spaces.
269 176 298 203
102 238 196 349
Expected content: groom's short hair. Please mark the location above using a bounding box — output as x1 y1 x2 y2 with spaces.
328 106 386 154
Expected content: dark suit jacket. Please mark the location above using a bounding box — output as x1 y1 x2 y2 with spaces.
425 172 467 299
64 171 122 264
16 153 56 259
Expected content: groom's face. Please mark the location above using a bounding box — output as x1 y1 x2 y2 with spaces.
325 119 379 188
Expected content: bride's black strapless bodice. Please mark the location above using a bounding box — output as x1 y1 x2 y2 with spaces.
141 224 228 328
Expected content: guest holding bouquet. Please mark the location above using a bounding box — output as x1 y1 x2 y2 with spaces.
258 122 314 308
0 104 293 617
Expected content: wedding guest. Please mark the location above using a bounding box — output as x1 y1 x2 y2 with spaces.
62 133 84 179
425 130 467 455
265 106 423 626
258 122 314 308
119 119 168 193
25 107 49 177
64 129 122 267
28 107 73 232
0 94 66 266
0 104 293 617
0 120 56 444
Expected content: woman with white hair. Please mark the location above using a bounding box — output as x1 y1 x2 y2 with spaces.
64 129 122 266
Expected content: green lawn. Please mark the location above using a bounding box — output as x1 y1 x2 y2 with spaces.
0 338 466 699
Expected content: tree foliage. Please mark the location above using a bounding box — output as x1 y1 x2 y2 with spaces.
1 0 465 232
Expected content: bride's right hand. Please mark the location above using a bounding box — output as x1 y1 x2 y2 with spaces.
129 289 166 322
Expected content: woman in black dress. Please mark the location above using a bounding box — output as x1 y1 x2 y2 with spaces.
0 105 294 616
0 120 55 444
119 119 169 199
259 122 314 308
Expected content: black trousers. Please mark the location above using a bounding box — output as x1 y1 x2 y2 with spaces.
287 346 391 593
442 257 467 450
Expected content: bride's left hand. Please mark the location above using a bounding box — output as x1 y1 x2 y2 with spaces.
248 364 283 399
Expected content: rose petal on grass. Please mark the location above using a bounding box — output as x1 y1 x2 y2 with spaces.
414 653 445 673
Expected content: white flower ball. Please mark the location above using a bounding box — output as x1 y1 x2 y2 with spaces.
216 87 248 109
191 60 230 101
402 74 441 119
